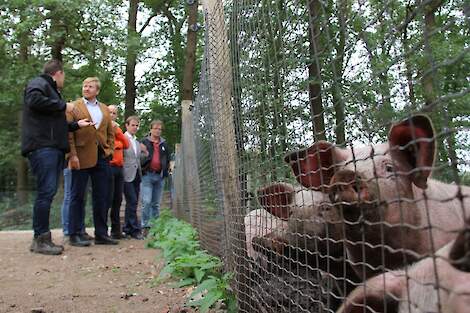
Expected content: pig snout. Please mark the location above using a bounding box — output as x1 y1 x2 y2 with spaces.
329 170 372 204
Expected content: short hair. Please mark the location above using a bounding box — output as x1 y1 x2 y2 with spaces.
150 120 163 129
43 59 63 75
126 115 140 125
83 77 101 90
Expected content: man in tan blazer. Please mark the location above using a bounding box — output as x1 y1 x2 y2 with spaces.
66 77 116 246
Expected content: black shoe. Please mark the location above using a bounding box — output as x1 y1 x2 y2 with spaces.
69 234 91 247
130 233 144 240
95 235 119 245
81 232 94 241
111 232 126 240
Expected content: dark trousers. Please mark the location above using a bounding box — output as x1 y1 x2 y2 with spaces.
108 165 124 234
69 155 110 237
28 147 64 237
123 173 141 236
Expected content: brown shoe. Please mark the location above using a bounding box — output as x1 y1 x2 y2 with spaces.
142 227 150 238
30 231 63 255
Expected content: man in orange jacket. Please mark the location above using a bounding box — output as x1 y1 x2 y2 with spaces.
107 105 129 239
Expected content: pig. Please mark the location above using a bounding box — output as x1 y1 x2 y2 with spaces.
244 207 288 262
336 219 470 313
251 182 360 297
284 115 470 279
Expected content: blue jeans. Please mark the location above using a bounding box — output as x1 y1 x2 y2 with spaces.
61 168 86 236
61 168 72 235
28 147 64 237
141 172 164 228
123 173 141 235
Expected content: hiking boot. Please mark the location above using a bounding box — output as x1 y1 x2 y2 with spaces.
30 231 64 255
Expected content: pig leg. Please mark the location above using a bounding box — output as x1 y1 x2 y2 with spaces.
449 223 470 272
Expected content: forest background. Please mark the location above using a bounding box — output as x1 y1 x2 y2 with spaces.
0 0 469 230
0 0 203 228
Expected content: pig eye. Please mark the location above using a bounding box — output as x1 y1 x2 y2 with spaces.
385 164 394 173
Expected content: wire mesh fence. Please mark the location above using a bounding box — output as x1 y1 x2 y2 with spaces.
173 0 470 312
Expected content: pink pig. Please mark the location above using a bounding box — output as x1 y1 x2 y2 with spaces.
244 207 288 262
336 219 470 313
284 115 470 279
250 182 360 294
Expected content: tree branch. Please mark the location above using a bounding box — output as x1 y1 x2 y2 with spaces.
138 13 158 34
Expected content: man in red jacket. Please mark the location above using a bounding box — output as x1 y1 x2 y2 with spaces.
107 105 129 239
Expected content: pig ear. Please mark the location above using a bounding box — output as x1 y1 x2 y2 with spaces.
257 183 294 219
284 141 346 190
388 115 436 189
449 219 470 272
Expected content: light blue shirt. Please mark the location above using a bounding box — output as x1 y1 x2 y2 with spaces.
84 97 102 129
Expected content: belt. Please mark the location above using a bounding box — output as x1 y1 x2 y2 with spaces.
147 169 161 174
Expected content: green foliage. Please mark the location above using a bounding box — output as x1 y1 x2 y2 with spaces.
187 273 237 313
147 210 237 313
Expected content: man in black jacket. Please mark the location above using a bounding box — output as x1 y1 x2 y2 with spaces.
21 59 93 255
140 120 171 237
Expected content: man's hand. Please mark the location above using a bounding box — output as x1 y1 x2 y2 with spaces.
69 155 80 170
66 102 75 113
77 118 95 128
140 143 149 157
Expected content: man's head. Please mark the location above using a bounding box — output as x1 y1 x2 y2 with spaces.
108 105 118 122
82 77 101 101
126 116 140 136
150 120 163 139
43 59 65 90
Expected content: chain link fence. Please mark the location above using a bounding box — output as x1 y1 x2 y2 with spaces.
173 0 470 312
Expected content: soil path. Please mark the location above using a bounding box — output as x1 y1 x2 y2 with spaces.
0 229 187 313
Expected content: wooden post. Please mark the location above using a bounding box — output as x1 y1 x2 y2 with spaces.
181 100 201 227
172 143 182 217
200 0 250 311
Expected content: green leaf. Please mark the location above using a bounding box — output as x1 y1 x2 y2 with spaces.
173 277 195 288
194 269 205 283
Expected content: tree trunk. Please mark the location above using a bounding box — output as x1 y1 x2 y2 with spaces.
402 5 417 109
16 14 31 206
182 1 198 101
307 0 326 141
422 0 442 107
125 0 139 119
332 0 347 145
230 1 250 194
49 13 65 62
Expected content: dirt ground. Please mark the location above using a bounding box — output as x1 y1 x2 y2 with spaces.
0 229 189 313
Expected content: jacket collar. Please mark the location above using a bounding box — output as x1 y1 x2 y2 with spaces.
146 135 165 144
40 74 60 94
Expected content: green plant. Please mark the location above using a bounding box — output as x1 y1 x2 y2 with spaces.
147 209 237 313
187 273 237 313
